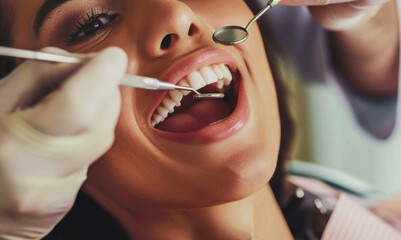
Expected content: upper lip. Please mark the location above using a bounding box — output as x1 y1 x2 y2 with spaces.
147 47 239 122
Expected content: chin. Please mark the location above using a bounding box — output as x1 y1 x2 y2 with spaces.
206 151 277 205
89 140 277 209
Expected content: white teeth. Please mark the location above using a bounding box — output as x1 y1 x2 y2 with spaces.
213 65 224 79
163 98 176 113
219 64 231 80
151 64 234 127
217 80 224 89
152 115 162 125
157 106 169 118
219 64 232 85
169 90 183 106
200 67 218 84
188 71 206 90
178 79 191 95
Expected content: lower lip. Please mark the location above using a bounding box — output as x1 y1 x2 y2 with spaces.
151 77 249 145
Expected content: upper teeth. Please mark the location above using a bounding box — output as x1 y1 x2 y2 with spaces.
151 64 233 127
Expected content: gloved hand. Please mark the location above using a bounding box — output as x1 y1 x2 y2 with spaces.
280 0 389 30
0 47 127 240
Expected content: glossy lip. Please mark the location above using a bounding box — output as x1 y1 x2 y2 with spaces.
148 47 250 145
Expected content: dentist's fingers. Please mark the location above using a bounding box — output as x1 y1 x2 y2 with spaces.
0 47 85 114
308 0 386 30
275 0 389 31
0 46 127 240
19 47 128 136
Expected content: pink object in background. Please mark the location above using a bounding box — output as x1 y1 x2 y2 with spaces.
372 194 401 231
322 194 401 240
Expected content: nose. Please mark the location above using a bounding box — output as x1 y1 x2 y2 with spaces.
139 1 202 59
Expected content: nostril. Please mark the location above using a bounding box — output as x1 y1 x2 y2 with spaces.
188 24 198 36
159 24 198 51
161 34 172 50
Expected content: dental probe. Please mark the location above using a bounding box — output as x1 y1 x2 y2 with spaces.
213 0 281 45
0 46 225 99
120 75 224 99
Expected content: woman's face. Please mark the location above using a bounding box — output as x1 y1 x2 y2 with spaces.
9 0 280 208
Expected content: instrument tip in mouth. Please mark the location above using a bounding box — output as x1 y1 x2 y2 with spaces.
193 93 225 100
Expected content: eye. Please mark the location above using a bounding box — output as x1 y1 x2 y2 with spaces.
67 9 119 44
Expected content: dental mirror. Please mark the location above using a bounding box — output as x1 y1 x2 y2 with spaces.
213 0 280 45
193 93 225 100
169 84 225 100
176 85 225 100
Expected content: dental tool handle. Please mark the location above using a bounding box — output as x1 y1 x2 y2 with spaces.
0 46 84 63
119 75 200 94
119 75 165 90
245 0 282 31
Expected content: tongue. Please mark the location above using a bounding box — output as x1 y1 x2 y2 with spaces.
157 99 232 133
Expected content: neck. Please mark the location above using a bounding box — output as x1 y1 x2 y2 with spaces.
85 185 292 240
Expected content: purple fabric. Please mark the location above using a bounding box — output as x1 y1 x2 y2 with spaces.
257 2 398 139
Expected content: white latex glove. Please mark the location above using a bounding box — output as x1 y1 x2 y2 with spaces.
280 0 389 30
0 47 127 240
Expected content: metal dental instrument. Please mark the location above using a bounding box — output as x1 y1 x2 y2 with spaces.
120 75 225 99
0 46 225 99
193 93 225 99
213 0 281 45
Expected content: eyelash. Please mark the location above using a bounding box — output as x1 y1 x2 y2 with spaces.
66 8 119 44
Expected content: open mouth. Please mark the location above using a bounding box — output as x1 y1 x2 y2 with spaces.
151 64 240 133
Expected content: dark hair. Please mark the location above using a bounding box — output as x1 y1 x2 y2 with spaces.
1 1 294 238
0 0 14 78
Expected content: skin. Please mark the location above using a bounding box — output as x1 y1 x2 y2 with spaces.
5 0 398 239
7 0 290 239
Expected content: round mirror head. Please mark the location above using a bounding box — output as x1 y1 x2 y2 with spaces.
213 26 248 45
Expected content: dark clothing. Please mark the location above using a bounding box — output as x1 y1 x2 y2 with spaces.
43 191 130 240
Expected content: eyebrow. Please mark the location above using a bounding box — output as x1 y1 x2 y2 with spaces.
34 0 72 36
